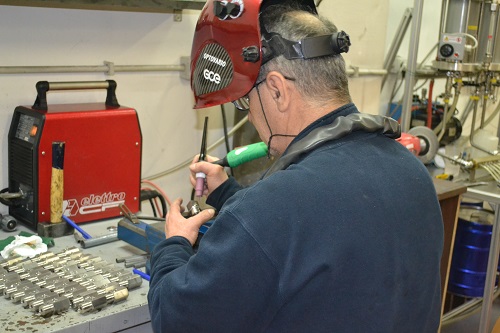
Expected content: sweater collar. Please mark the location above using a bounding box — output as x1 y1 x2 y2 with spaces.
263 104 400 178
292 103 359 143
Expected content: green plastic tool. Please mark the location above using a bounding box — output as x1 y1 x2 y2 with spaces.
213 142 268 168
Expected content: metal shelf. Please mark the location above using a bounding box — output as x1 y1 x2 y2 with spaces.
0 0 206 13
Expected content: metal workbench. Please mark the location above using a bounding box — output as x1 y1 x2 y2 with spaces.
459 180 500 333
0 219 152 333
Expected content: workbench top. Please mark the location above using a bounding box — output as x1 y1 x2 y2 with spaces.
0 219 152 333
433 178 467 201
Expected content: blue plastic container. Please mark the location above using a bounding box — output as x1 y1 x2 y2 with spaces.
448 206 496 298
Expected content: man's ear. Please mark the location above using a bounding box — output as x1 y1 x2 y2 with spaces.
265 71 292 112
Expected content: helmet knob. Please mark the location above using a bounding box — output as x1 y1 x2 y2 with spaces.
214 1 241 20
242 46 260 63
333 31 351 54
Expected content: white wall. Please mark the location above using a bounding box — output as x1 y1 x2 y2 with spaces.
319 0 389 114
0 1 390 218
385 0 442 66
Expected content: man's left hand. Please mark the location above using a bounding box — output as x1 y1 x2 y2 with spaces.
165 198 215 246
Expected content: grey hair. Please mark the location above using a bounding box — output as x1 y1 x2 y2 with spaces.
258 6 352 106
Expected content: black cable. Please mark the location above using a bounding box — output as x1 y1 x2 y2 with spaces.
0 188 23 207
221 104 231 153
149 198 157 218
157 194 167 218
140 189 167 218
220 104 234 176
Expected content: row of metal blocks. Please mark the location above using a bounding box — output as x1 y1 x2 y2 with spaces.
0 247 142 317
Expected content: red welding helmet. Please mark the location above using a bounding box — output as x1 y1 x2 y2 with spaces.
190 0 319 109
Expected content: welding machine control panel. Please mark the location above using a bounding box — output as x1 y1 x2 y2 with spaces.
15 114 41 144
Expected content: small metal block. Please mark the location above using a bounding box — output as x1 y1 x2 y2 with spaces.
71 289 99 309
24 290 58 309
58 247 81 257
11 284 41 303
19 267 50 281
4 280 33 298
30 295 61 312
61 285 88 300
0 275 22 293
31 252 56 263
78 293 108 313
37 296 71 317
34 273 61 288
0 255 23 268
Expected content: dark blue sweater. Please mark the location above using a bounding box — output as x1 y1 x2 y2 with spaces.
148 104 444 333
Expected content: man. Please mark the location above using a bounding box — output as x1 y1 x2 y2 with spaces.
148 1 444 332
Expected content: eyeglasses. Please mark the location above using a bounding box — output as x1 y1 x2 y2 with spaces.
233 95 250 111
232 76 296 112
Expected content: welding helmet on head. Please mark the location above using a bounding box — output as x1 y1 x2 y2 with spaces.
190 0 350 109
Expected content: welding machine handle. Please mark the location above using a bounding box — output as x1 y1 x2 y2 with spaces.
32 80 120 111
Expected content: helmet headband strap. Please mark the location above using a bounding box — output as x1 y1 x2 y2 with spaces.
261 30 351 65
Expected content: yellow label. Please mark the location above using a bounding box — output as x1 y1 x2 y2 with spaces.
50 168 64 223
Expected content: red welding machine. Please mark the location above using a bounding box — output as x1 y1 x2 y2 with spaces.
7 80 142 230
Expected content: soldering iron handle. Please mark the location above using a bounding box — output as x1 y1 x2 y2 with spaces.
225 142 268 168
212 157 229 167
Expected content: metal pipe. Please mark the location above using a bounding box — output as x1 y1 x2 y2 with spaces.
485 1 499 64
81 232 118 248
470 91 481 145
418 43 439 69
0 64 185 75
383 8 413 70
469 70 498 155
401 0 425 133
381 7 413 88
124 260 147 268
485 99 500 127
469 91 498 154
439 0 448 36
436 151 475 169
346 68 387 76
116 254 148 263
459 98 474 123
442 298 483 323
435 76 453 138
445 0 470 34
0 63 386 78
478 203 500 333
481 77 490 128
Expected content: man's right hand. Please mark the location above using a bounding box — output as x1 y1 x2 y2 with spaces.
189 155 229 197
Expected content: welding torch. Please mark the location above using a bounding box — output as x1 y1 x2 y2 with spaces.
195 117 209 198
211 142 268 168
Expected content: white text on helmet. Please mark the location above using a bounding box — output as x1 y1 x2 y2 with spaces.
203 53 227 67
203 69 221 84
